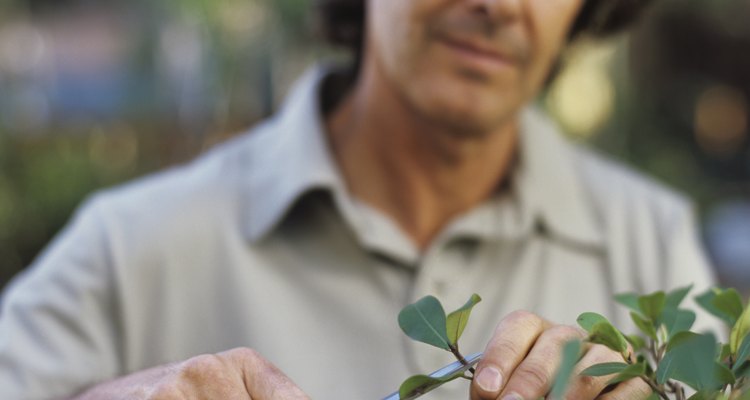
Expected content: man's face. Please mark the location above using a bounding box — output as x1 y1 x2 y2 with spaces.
365 0 583 134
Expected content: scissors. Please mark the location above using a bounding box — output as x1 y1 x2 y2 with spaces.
382 352 483 400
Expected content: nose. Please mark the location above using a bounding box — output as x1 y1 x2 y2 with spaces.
466 0 522 22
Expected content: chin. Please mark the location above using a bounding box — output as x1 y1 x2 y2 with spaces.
421 98 515 137
419 80 518 131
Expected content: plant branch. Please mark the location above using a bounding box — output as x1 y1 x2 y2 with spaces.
667 381 685 400
449 345 476 375
641 376 670 400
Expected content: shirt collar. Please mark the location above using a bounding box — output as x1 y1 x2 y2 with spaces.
241 67 345 242
240 66 604 249
515 107 604 247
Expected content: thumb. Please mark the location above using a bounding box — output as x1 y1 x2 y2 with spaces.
223 348 311 400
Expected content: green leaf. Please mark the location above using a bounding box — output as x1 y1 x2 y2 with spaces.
714 363 736 387
625 334 646 352
731 301 750 355
657 333 723 390
665 285 693 310
711 288 744 324
398 296 451 351
734 333 750 372
720 343 732 363
607 361 647 385
661 308 697 340
576 312 608 333
550 340 581 399
446 294 482 346
645 393 660 400
687 391 715 400
630 312 657 340
666 331 701 352
638 291 666 322
580 362 629 377
614 293 640 312
398 372 464 399
696 289 739 327
588 321 629 356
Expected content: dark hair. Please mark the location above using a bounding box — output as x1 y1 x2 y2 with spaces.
316 0 655 62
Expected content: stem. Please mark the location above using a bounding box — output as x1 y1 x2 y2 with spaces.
449 345 476 375
641 377 671 400
667 381 685 400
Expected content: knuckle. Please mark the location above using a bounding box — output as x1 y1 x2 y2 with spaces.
498 310 545 334
148 383 185 400
513 363 550 390
589 343 624 361
573 373 601 394
505 310 541 325
489 338 523 364
230 347 262 361
179 354 224 380
602 378 652 400
544 325 585 343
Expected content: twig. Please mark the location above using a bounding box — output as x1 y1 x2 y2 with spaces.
641 376 671 400
449 345 476 375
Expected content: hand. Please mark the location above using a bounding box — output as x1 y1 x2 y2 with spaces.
469 311 651 400
71 347 311 400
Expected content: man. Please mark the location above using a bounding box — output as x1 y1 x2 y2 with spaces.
0 0 714 399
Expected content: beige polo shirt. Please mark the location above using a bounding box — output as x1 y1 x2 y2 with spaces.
0 67 716 400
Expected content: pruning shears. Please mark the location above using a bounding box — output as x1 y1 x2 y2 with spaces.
382 352 483 400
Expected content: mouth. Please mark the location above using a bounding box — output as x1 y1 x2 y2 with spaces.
436 35 518 74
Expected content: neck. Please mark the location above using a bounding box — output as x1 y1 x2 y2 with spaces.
325 69 519 250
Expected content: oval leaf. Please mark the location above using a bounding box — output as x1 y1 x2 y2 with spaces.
607 361 647 385
696 289 737 327
398 372 463 399
711 288 744 324
614 293 640 313
638 291 666 322
550 340 582 399
626 334 646 352
734 333 750 372
662 308 697 340
657 333 721 390
631 312 657 340
577 312 608 334
446 294 482 346
580 362 629 377
398 296 451 351
588 321 629 355
665 285 693 310
731 302 750 355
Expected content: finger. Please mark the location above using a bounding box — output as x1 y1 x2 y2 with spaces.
225 348 311 400
597 377 652 400
470 311 550 400
564 344 626 398
497 325 585 400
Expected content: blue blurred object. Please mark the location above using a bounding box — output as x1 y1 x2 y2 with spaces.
705 200 750 292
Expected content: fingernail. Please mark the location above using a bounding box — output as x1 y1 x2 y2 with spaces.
476 366 503 392
501 394 523 400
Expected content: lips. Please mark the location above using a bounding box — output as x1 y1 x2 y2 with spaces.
438 36 518 72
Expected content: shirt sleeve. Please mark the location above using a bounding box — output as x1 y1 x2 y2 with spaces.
0 195 121 399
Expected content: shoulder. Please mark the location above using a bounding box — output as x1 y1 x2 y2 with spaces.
78 121 278 250
569 144 693 235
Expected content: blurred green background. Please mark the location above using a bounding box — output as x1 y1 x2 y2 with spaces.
1 0 749 293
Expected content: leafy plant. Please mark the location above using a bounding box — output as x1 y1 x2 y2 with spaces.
397 287 750 399
396 294 482 398
553 285 750 400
